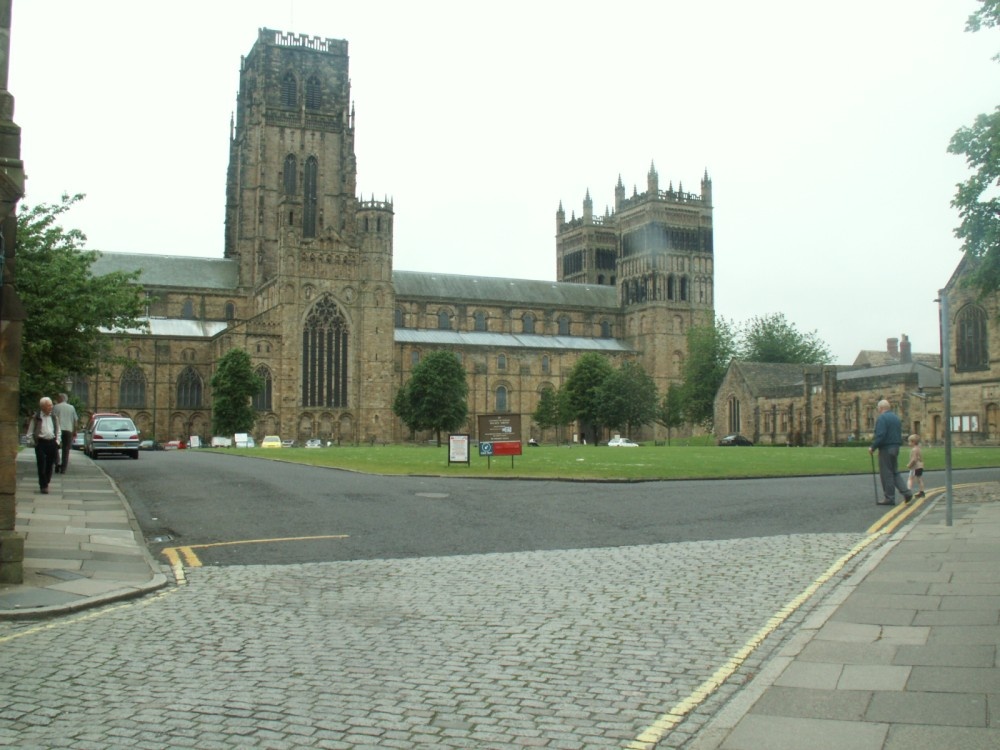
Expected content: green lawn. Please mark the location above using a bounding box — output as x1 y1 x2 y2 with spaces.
216 443 1000 481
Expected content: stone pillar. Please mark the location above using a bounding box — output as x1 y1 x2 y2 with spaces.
0 0 26 584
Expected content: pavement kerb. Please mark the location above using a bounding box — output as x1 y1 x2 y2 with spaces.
0 451 170 621
684 488 957 750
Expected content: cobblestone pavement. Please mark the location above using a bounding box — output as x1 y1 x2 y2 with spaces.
0 532 874 749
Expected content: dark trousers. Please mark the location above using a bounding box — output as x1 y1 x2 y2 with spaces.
877 444 910 501
59 430 73 473
34 438 58 490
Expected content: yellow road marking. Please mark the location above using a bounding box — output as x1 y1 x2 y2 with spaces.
0 587 179 644
628 516 901 748
161 534 350 568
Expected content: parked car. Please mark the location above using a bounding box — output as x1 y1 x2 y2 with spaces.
607 437 639 447
281 439 296 448
85 416 140 459
718 434 754 446
72 433 86 450
138 439 160 451
261 435 282 448
84 412 122 434
304 438 323 449
210 436 233 448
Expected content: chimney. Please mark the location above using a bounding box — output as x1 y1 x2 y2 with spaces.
887 337 899 357
900 334 912 364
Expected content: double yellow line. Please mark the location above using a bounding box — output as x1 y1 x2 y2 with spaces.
161 534 349 584
628 487 945 749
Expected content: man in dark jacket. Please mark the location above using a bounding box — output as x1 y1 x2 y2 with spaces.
868 399 912 506
25 396 61 495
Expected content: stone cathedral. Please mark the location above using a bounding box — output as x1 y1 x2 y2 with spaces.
89 29 715 446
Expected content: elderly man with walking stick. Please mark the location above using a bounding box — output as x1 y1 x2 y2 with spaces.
868 399 913 506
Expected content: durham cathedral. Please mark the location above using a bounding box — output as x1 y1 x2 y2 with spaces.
87 28 715 446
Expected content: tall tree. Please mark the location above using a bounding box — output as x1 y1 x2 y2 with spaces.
210 349 263 437
561 352 615 444
680 319 737 427
532 386 573 443
597 360 659 438
392 350 468 446
657 382 685 445
738 313 832 364
949 0 1000 295
15 194 147 413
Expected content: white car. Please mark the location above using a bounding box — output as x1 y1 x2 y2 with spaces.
304 438 323 449
607 437 639 447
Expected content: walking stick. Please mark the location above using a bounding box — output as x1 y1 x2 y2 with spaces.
870 450 879 503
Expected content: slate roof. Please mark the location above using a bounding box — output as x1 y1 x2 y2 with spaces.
91 252 240 290
393 270 618 309
395 329 632 353
837 362 942 389
852 350 939 368
105 319 230 338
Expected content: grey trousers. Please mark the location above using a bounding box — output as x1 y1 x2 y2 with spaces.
877 444 910 501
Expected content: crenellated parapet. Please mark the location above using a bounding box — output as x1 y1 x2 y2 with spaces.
262 28 348 55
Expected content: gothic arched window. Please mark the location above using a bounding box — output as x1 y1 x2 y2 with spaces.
119 367 146 408
956 304 989 371
437 310 452 330
727 395 741 435
71 376 89 408
182 299 195 319
541 355 550 374
283 154 297 195
281 72 297 107
177 367 203 409
495 385 508 412
303 156 318 238
474 311 486 331
302 295 348 408
395 308 404 328
558 316 570 336
600 320 612 338
305 76 321 110
497 354 507 371
253 366 273 411
522 313 535 334
225 302 236 321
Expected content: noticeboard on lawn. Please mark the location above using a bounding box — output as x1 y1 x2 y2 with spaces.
477 414 523 458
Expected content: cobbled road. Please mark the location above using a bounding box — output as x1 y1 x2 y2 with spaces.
1 532 868 749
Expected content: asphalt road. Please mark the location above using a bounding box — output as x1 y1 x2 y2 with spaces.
96 450 1000 568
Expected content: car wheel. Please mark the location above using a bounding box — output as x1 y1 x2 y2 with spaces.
130 451 139 460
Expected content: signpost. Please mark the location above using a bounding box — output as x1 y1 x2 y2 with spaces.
477 414 523 468
448 433 470 466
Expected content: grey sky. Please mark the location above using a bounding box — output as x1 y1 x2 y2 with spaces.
9 1 997 363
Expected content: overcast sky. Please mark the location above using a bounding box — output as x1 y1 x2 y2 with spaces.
9 1 997 364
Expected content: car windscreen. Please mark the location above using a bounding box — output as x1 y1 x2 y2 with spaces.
95 419 136 432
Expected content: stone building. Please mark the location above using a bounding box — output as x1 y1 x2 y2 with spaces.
714 264 1000 448
87 29 714 446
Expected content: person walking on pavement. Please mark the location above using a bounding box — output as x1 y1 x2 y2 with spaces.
52 392 78 475
868 399 912 506
25 396 62 495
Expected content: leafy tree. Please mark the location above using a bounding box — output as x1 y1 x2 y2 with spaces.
657 382 686 445
949 0 1000 295
679 319 737 427
532 386 573 443
16 194 147 413
597 360 659 438
561 352 615 443
392 350 468 445
738 313 832 364
210 349 263 437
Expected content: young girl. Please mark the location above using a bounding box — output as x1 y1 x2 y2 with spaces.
906 434 925 500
